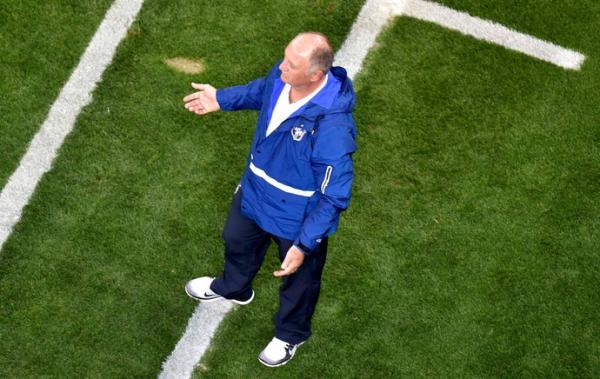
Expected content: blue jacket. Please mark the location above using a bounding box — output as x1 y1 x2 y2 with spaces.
216 63 356 255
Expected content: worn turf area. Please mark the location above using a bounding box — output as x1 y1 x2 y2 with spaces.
1 0 600 377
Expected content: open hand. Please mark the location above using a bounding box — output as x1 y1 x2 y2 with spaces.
183 83 220 115
273 245 305 277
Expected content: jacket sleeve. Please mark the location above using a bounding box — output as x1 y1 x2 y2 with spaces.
294 114 357 255
215 62 281 111
216 76 267 111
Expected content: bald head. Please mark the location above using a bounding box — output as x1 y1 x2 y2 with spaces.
289 32 333 75
279 32 333 89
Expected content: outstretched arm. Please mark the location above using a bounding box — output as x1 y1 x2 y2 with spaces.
184 62 281 115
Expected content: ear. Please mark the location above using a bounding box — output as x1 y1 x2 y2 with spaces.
309 69 324 83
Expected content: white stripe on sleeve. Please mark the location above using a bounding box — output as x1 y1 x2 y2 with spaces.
321 165 333 194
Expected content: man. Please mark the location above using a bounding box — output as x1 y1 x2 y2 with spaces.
182 32 356 367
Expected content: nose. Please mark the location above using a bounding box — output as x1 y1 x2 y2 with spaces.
279 60 287 72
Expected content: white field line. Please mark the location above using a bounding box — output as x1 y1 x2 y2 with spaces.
0 0 144 251
159 1 587 377
336 0 585 76
333 0 408 79
158 300 234 379
403 0 585 70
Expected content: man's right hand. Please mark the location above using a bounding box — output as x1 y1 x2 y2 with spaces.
183 83 221 116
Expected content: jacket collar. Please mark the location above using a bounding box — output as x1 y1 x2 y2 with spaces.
266 72 341 124
307 73 340 109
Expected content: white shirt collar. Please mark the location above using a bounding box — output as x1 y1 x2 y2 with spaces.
284 72 329 107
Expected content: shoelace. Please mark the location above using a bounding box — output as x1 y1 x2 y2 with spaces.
284 343 294 353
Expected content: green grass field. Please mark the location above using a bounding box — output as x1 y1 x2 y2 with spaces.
2 0 600 377
0 0 113 190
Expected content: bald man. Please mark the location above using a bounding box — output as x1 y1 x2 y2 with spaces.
183 32 357 367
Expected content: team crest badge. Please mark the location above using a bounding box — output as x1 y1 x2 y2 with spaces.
291 125 307 141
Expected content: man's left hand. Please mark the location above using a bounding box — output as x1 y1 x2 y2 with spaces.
273 246 305 277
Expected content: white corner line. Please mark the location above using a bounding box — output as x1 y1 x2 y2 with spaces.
334 0 409 80
0 0 145 252
403 0 585 70
158 300 235 379
335 0 585 79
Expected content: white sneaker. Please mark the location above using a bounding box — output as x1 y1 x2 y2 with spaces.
258 337 304 367
185 277 254 305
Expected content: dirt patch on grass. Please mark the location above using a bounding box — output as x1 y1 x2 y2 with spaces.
165 57 205 74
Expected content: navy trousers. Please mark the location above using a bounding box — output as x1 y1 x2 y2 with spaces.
210 189 328 344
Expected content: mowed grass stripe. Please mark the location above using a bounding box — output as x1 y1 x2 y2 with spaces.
0 0 114 190
195 8 600 379
0 0 364 377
